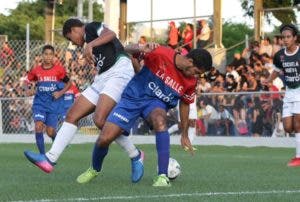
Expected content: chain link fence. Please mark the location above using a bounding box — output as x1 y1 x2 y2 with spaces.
0 40 288 137
0 40 96 134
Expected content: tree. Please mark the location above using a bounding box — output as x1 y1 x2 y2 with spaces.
222 21 253 62
240 0 297 24
0 0 104 40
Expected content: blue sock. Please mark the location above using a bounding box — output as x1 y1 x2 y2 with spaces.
35 132 45 154
156 131 170 175
92 144 109 172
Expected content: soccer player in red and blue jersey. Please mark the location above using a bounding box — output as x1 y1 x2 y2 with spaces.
60 81 80 120
27 45 71 154
76 46 212 186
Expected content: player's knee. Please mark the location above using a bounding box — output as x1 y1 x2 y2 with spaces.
152 117 167 131
65 113 78 125
35 123 43 133
93 117 105 129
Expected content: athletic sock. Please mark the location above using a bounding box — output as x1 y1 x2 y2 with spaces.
92 144 108 172
115 134 139 159
296 133 300 158
46 122 77 163
35 132 45 154
168 124 179 134
188 127 196 143
156 131 170 175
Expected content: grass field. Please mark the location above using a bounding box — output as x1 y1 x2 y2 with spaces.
1 143 300 202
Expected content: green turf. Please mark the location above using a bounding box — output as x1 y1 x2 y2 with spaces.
1 143 300 202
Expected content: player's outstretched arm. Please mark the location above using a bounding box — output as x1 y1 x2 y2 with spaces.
179 100 194 155
124 42 159 54
53 77 72 100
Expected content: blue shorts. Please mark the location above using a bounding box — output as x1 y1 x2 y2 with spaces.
33 109 59 129
107 98 167 133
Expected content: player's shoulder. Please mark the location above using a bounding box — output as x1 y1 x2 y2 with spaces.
85 21 103 30
273 48 285 59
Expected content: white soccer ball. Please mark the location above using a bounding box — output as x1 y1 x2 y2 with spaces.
168 157 181 180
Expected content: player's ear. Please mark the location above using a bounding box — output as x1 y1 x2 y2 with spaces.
187 58 194 66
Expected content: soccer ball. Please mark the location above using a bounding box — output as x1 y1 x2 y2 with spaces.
168 157 181 180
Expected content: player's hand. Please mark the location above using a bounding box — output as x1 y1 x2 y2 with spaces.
180 135 195 155
142 42 159 53
83 43 95 67
52 91 62 100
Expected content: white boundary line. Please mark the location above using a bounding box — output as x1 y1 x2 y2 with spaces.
10 189 300 202
0 135 296 148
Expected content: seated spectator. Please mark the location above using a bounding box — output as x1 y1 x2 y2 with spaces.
199 99 220 135
225 74 238 92
259 37 273 57
206 66 220 83
230 51 246 69
272 35 283 57
217 105 236 136
226 65 240 83
246 72 258 91
260 53 284 91
196 75 211 93
196 19 210 48
242 41 260 64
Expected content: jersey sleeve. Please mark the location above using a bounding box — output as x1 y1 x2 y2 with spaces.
273 51 283 72
85 22 105 43
181 87 196 104
27 67 37 82
57 65 67 81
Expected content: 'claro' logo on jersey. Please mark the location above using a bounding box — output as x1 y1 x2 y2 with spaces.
148 82 175 103
38 84 57 92
95 53 106 71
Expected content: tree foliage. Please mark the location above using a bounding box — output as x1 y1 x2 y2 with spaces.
240 0 297 24
0 0 104 40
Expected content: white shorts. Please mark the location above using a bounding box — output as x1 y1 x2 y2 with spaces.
189 101 198 119
282 101 300 118
82 56 134 105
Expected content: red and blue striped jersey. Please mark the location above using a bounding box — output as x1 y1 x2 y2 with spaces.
122 46 197 109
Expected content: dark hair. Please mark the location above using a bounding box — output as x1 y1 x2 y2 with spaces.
42 45 54 53
63 18 84 37
280 24 298 36
186 48 212 72
261 53 270 59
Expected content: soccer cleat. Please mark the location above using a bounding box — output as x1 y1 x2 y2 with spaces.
287 157 300 167
24 150 55 173
76 167 100 184
131 150 144 183
152 174 171 187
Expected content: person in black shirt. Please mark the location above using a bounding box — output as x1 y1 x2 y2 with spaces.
264 24 300 167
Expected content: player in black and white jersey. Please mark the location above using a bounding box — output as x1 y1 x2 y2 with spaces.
264 24 300 167
24 19 144 182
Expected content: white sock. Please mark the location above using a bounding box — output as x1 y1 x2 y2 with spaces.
46 122 77 163
188 127 196 143
168 124 179 134
296 133 300 158
115 135 139 159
